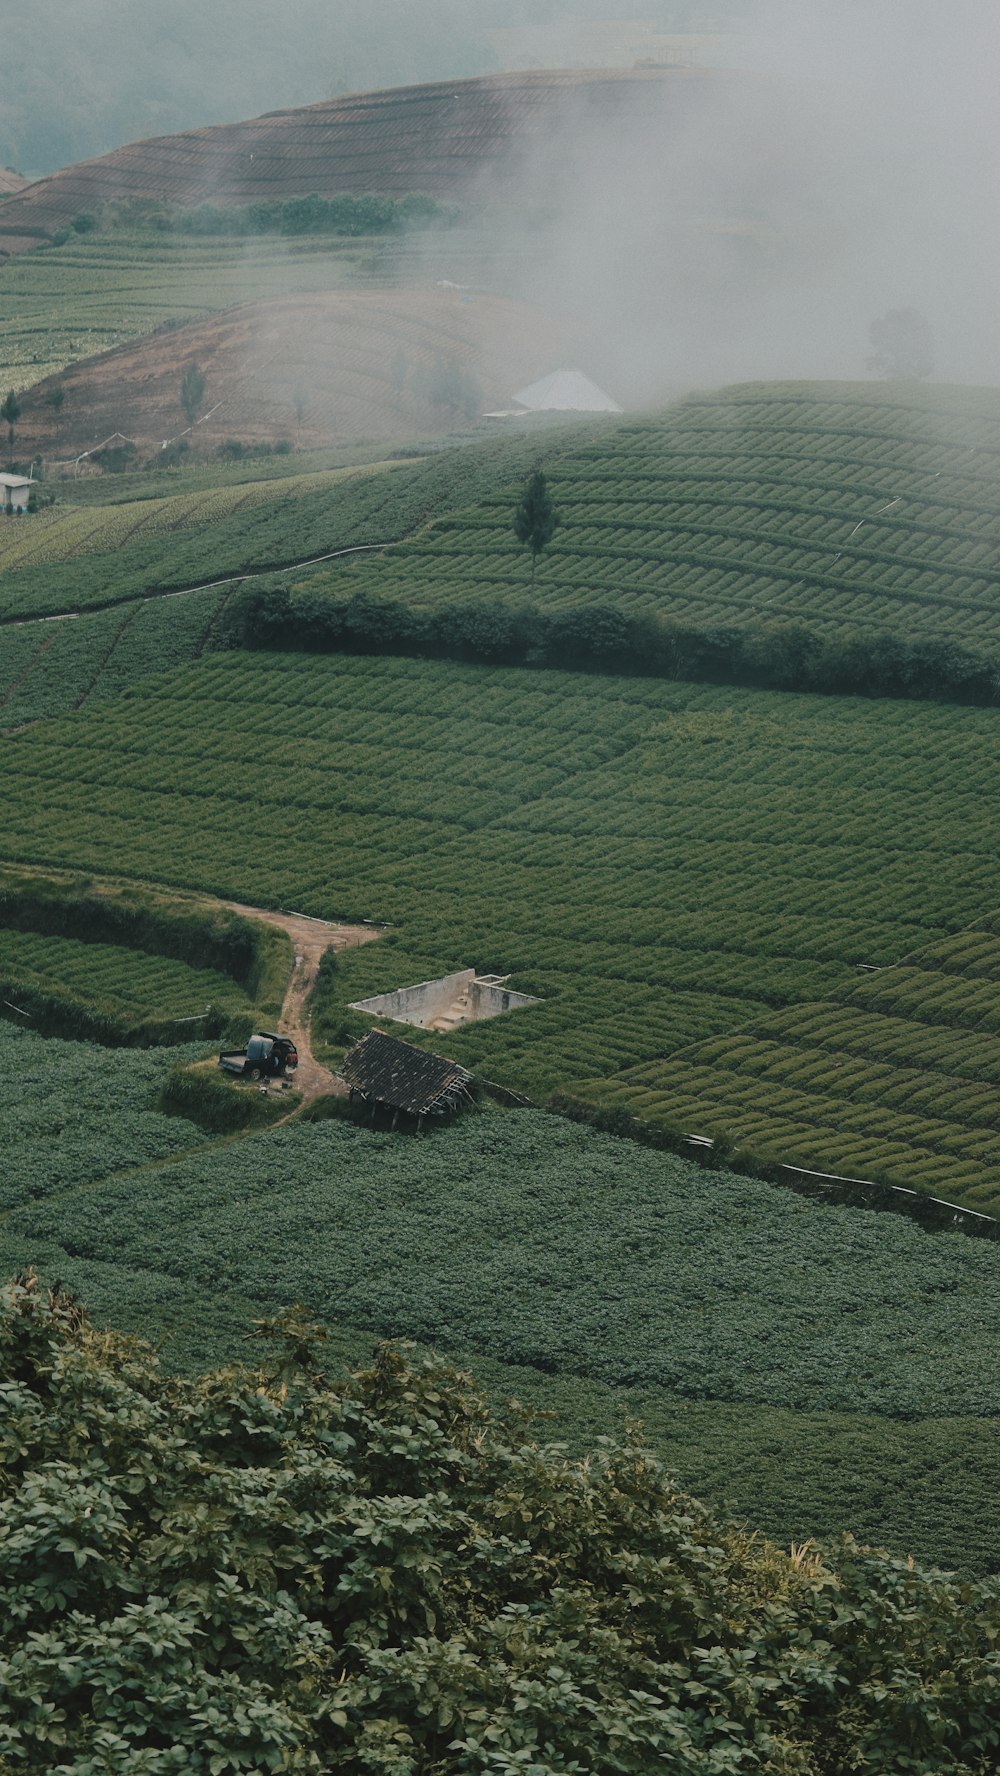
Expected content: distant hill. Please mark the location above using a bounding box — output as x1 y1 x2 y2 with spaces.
0 168 28 196
19 288 582 458
0 67 729 249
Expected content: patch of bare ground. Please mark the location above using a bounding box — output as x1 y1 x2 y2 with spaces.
224 901 383 1100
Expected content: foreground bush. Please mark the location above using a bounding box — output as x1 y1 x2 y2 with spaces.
2 1275 999 1773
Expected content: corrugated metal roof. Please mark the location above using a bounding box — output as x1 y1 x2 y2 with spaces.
339 1028 472 1116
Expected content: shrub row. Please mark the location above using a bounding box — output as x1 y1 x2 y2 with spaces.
0 978 231 1048
158 1060 299 1132
230 583 1000 707
0 871 287 1009
111 191 458 239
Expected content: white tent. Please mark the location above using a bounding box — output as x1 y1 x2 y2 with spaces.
511 370 623 414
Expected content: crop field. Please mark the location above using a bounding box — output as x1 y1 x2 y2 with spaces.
595 914 1000 1215
3 1105 999 1574
0 926 252 1028
1 590 227 727
0 466 395 573
311 381 1000 647
2 654 1000 1162
0 232 374 386
0 1023 206 1215
0 430 551 621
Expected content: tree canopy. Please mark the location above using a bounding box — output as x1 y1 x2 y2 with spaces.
2 1272 999 1773
513 468 559 576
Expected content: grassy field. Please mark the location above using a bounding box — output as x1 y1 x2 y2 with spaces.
0 429 554 621
0 232 377 386
2 1086 998 1575
3 651 1000 1206
299 381 1000 646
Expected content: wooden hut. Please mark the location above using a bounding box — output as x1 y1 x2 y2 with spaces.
338 1028 474 1129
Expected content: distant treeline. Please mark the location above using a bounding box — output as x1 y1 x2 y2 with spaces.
229 581 1000 708
111 192 460 238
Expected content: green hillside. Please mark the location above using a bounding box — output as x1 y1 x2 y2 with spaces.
3 652 1000 1214
3 1053 999 1577
597 914 1000 1214
300 380 1000 647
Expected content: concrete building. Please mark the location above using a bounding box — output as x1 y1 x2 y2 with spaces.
0 473 32 511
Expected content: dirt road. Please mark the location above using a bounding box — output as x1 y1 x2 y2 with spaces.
225 902 384 1100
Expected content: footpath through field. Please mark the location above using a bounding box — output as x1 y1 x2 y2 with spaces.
225 901 383 1100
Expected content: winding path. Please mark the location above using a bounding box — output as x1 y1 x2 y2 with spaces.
224 901 384 1100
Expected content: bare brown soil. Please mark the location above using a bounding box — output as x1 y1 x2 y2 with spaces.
0 68 711 246
224 901 383 1101
20 288 582 459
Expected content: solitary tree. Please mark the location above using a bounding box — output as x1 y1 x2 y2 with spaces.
867 308 934 381
180 361 206 427
1 389 21 467
513 468 559 577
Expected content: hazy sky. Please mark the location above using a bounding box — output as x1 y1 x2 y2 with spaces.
496 0 1000 398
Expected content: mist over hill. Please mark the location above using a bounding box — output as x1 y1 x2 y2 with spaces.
0 0 745 178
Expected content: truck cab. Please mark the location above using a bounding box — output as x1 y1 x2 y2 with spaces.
218 1032 299 1081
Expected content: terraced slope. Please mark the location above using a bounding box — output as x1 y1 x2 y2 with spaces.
19 288 580 459
2 655 1000 1174
0 68 723 247
314 380 1000 646
597 916 1000 1215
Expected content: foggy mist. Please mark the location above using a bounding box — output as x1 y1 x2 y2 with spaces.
473 0 1000 403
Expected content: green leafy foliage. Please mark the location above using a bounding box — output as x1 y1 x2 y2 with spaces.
0 1022 207 1214
8 1111 1000 1422
4 1092 1000 1574
2 1272 999 1774
159 1058 301 1132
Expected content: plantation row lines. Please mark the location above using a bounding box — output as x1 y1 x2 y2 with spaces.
3 653 1000 1120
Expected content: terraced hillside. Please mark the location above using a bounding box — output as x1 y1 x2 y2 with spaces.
311 380 1000 646
0 68 726 248
2 654 1000 1188
597 916 1000 1215
19 288 580 458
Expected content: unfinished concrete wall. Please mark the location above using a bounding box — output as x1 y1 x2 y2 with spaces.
349 970 475 1029
349 969 541 1032
467 979 540 1019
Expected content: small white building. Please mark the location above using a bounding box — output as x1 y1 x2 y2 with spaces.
0 472 32 511
511 370 623 414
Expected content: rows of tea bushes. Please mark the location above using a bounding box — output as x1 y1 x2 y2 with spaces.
3 654 1000 1127
301 380 1000 650
0 430 565 620
241 578 1000 709
4 1108 1000 1575
0 927 251 1035
596 914 1000 1215
0 865 288 1042
0 588 227 727
0 229 379 384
